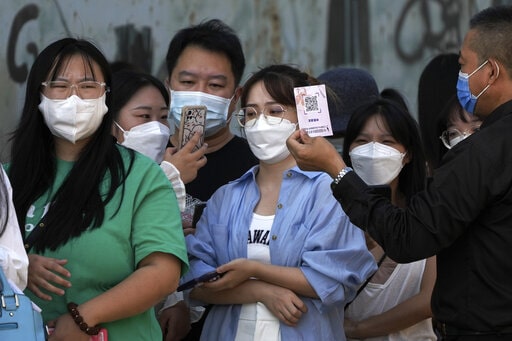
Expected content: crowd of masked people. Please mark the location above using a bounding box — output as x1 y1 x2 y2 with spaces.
1 4 512 341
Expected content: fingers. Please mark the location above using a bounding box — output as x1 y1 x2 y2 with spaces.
158 302 191 341
293 296 308 313
288 129 301 141
182 227 196 236
27 281 53 300
201 275 228 291
27 255 71 299
28 271 70 297
165 146 177 155
191 145 208 163
277 301 305 326
46 259 71 277
299 129 311 141
182 132 204 152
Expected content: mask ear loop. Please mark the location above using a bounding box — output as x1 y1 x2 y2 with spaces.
113 121 125 132
475 61 500 99
113 121 128 135
493 61 500 80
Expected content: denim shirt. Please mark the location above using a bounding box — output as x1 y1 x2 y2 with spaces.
183 165 376 340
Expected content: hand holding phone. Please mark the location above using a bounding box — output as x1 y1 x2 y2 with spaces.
177 270 223 291
178 105 207 152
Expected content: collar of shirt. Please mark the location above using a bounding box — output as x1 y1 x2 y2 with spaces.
480 100 512 129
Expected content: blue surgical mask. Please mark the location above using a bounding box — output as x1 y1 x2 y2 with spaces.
170 90 233 137
456 60 490 114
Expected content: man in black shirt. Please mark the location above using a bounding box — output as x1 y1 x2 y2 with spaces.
287 5 512 340
158 19 258 341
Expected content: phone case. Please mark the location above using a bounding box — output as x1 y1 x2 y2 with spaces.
177 270 223 291
90 328 108 341
178 105 207 151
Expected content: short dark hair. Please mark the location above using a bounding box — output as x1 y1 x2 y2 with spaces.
165 19 245 86
240 64 317 108
469 5 512 75
343 98 427 201
111 70 169 121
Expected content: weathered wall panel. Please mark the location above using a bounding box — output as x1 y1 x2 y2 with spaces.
0 0 506 161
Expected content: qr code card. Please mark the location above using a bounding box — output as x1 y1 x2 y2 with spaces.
294 84 333 137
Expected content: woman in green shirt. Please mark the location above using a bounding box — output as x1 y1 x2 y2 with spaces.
7 38 188 340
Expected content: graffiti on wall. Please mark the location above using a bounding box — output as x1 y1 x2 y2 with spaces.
394 0 463 64
7 4 39 83
6 3 155 86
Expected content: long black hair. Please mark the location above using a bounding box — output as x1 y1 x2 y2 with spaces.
8 38 132 252
343 98 427 201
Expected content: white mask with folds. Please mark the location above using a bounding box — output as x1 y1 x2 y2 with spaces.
349 142 406 185
39 93 108 144
115 121 170 163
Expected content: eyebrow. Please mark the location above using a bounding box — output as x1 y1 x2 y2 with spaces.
54 76 97 82
358 132 394 139
246 101 280 107
130 105 169 111
177 70 228 82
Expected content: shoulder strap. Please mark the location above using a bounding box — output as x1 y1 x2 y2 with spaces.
345 253 386 310
0 266 13 297
23 215 48 253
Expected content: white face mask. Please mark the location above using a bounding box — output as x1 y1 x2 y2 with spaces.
115 121 170 163
245 115 297 164
170 90 232 137
39 93 108 144
349 142 406 185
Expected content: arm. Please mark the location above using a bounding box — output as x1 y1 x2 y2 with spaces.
210 258 318 298
289 129 489 262
344 256 436 338
191 279 307 326
49 252 181 340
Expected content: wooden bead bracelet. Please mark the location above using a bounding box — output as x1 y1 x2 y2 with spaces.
67 302 100 335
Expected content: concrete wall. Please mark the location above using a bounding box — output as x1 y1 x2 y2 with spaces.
0 0 506 161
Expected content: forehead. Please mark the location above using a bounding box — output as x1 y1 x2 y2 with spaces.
50 54 103 79
125 85 167 107
171 45 234 80
459 30 479 64
361 114 391 134
246 81 274 103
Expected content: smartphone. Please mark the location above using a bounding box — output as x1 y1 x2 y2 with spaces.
177 270 223 291
47 327 108 340
178 105 207 151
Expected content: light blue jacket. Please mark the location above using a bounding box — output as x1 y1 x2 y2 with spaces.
183 166 376 340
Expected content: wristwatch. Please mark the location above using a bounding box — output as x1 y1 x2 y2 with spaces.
331 167 353 189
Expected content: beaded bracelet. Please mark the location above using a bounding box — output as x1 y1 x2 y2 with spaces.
67 302 101 335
